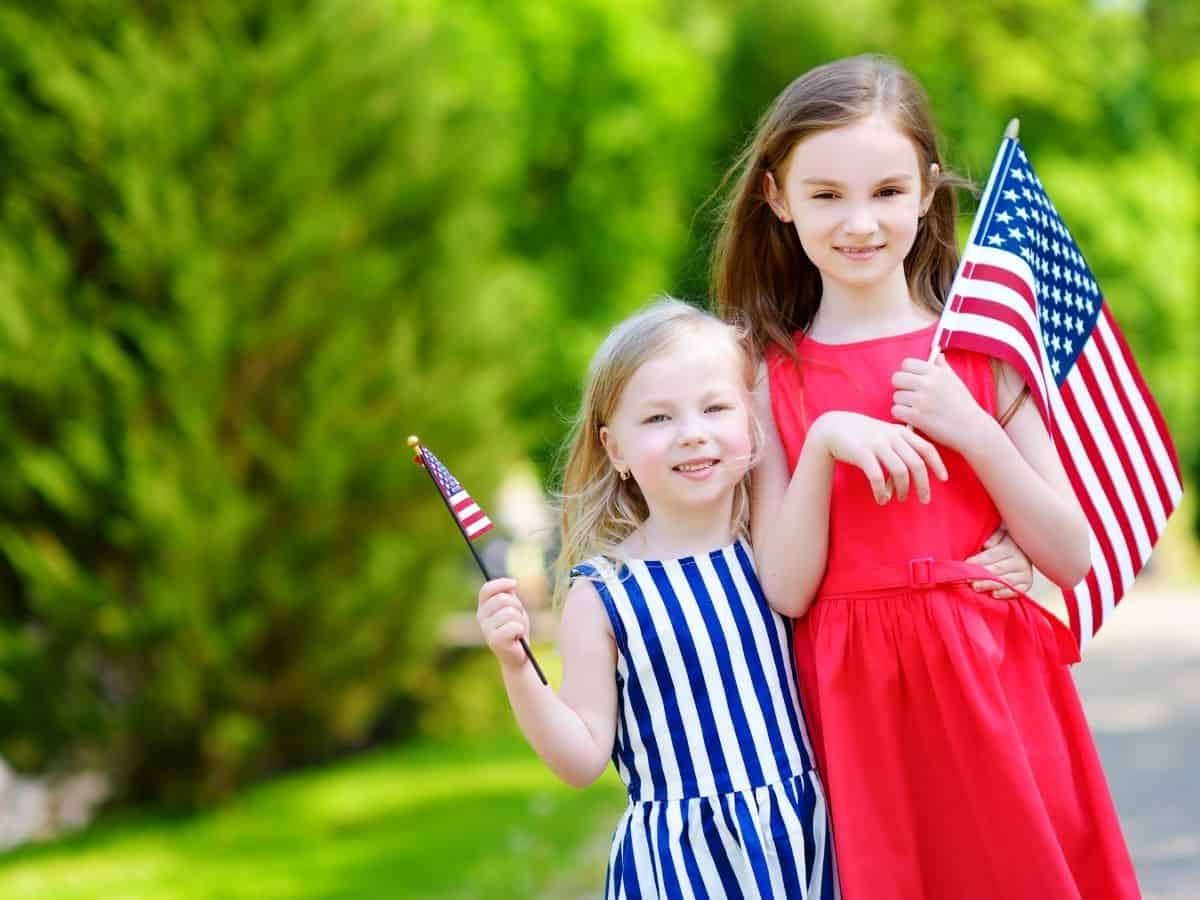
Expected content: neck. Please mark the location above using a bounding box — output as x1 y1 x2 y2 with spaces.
808 269 935 342
630 497 737 560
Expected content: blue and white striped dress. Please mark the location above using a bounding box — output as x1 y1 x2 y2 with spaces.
573 539 838 900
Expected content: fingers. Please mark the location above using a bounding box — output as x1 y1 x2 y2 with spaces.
965 544 1008 568
899 357 934 375
879 447 912 502
891 440 932 503
902 430 948 482
981 526 1006 550
477 577 517 607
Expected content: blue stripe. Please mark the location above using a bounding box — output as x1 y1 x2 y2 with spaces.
795 775 818 884
732 792 775 897
680 557 767 789
674 803 712 900
624 569 699 798
732 542 813 771
621 811 643 900
648 561 739 794
579 565 658 799
699 799 745 900
715 547 807 775
654 803 686 900
767 786 805 898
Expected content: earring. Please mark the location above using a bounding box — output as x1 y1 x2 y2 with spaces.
619 468 630 481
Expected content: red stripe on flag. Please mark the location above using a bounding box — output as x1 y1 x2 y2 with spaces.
1074 349 1159 550
1050 415 1123 635
1089 324 1172 523
969 262 1038 312
460 509 488 530
954 294 1041 360
1060 379 1141 578
1101 304 1182 479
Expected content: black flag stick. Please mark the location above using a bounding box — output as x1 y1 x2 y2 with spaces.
409 436 548 685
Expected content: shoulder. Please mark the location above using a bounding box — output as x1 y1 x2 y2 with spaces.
561 575 614 639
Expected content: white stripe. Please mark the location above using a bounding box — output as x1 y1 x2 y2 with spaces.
771 781 812 893
1095 315 1184 502
1070 580 1095 650
463 517 490 538
1064 358 1153 565
628 562 707 797
1050 384 1135 594
684 798 727 899
717 550 811 782
641 804 665 896
713 795 756 897
447 489 470 507
727 546 817 770
608 808 630 900
608 565 680 800
1081 338 1169 533
957 256 1043 339
755 785 788 898
812 776 839 900
662 559 751 793
662 802 698 899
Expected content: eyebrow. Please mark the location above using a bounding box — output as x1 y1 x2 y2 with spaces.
800 174 915 188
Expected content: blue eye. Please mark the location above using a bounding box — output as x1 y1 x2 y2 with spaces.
705 404 731 414
643 414 669 424
877 187 903 197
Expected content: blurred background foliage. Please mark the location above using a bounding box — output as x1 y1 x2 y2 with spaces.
0 0 1195 809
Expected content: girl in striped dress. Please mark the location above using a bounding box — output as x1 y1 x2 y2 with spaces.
477 298 838 898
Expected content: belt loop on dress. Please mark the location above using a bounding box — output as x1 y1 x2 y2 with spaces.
907 556 935 589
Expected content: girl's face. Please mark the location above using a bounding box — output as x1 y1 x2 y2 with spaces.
766 112 934 300
599 332 753 519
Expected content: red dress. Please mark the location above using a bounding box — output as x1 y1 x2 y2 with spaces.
768 323 1140 900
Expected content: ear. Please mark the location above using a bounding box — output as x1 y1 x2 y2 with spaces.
762 172 792 223
920 163 940 216
599 425 625 471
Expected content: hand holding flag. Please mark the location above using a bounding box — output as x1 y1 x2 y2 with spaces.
410 436 548 685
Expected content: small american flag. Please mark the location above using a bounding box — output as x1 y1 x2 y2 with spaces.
417 445 495 541
933 133 1183 653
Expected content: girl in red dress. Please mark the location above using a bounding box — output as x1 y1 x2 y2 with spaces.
712 54 1140 899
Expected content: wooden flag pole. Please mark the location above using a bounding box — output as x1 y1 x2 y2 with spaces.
409 436 548 686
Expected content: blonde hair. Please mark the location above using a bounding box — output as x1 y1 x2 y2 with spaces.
552 298 761 606
712 54 973 356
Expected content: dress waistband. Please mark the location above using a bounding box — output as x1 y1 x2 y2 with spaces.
817 557 985 598
815 556 1081 665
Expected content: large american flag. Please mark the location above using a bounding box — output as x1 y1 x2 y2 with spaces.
416 445 495 541
933 133 1183 653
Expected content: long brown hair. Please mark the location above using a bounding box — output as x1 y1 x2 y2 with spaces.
551 298 761 606
712 54 973 356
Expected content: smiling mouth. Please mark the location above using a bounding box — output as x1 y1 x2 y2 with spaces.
673 460 718 472
835 245 885 255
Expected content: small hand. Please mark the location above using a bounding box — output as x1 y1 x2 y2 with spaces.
965 526 1034 599
812 411 949 505
891 354 991 451
477 577 531 671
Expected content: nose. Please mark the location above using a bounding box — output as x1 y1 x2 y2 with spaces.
677 414 709 447
843 202 878 237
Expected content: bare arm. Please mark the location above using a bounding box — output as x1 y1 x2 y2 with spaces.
477 577 617 788
751 363 947 617
892 356 1090 588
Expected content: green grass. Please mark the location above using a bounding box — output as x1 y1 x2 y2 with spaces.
0 734 627 899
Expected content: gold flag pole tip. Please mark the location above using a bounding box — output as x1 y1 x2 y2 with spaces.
407 435 420 448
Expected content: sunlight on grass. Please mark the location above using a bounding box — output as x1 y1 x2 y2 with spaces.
0 734 626 900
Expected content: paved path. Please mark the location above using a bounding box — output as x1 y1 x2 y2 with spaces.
1072 585 1200 899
